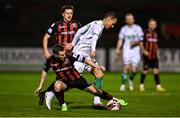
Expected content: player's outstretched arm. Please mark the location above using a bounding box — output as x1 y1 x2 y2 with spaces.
43 33 51 59
34 70 47 96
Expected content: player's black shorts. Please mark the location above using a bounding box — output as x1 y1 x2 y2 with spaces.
143 56 159 70
61 77 91 90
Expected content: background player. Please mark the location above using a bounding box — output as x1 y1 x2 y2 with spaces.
139 18 165 91
64 12 127 107
39 5 81 111
115 13 144 91
34 44 127 110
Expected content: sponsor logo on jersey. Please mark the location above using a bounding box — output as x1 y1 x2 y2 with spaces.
61 31 75 35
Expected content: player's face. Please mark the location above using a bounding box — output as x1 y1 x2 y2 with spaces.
125 15 134 25
148 20 157 31
105 18 117 29
57 50 65 60
62 9 73 22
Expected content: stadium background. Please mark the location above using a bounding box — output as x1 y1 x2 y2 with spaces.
0 0 180 71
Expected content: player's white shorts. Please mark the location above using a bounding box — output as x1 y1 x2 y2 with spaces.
122 49 141 67
73 52 98 75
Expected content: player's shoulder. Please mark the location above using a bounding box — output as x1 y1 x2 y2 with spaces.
133 24 143 29
120 25 128 31
50 20 63 27
71 20 81 28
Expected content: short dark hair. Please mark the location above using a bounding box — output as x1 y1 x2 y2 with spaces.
125 13 134 18
104 12 117 19
148 18 157 23
52 44 64 54
61 5 74 13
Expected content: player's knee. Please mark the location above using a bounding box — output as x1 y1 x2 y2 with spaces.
153 68 159 74
95 71 104 78
54 81 63 92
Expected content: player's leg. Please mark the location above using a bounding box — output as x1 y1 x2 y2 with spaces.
128 52 140 91
85 85 127 106
120 52 131 91
152 58 165 91
120 64 129 91
38 81 55 106
88 64 104 105
53 80 68 111
84 57 104 106
140 69 148 91
139 56 149 91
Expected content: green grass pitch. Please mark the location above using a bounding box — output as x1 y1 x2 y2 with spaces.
0 71 180 117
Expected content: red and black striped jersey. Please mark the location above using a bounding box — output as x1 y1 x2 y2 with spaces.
47 20 81 45
43 53 85 80
143 29 159 59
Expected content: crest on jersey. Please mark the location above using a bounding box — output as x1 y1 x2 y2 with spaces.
72 23 77 28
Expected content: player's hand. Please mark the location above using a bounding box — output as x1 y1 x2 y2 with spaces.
34 87 42 96
89 51 96 58
114 55 121 64
130 41 139 48
143 50 149 56
64 42 73 50
44 52 51 59
98 65 106 71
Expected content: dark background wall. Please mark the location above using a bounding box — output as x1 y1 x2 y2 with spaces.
0 0 180 48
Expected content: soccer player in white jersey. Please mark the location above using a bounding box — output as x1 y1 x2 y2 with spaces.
115 13 144 91
66 12 127 107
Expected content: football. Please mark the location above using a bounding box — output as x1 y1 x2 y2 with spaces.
107 99 121 111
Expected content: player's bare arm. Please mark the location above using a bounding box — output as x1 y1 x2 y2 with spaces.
139 42 149 56
43 33 51 59
35 70 47 95
115 39 123 63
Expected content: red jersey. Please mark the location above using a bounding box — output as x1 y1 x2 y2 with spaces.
143 29 159 59
43 53 86 80
47 20 81 45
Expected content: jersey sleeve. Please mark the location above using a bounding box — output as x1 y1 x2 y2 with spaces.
118 28 124 40
72 24 90 46
43 59 51 73
92 24 102 36
137 26 144 41
46 22 57 36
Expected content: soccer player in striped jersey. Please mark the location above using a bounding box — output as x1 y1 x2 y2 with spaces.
39 5 80 111
43 5 80 58
65 12 127 107
35 44 126 110
139 18 165 91
115 13 144 91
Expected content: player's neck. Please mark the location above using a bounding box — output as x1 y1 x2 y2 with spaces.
127 24 133 27
63 19 71 23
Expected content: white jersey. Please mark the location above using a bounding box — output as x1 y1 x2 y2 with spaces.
72 20 104 55
119 24 144 66
119 24 143 52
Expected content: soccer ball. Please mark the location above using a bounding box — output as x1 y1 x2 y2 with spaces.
107 99 121 111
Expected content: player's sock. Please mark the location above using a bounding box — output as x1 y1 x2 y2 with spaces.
94 78 103 89
154 74 160 85
99 90 113 100
121 71 128 84
140 73 146 84
54 91 65 105
45 82 55 92
129 72 136 81
94 78 103 104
